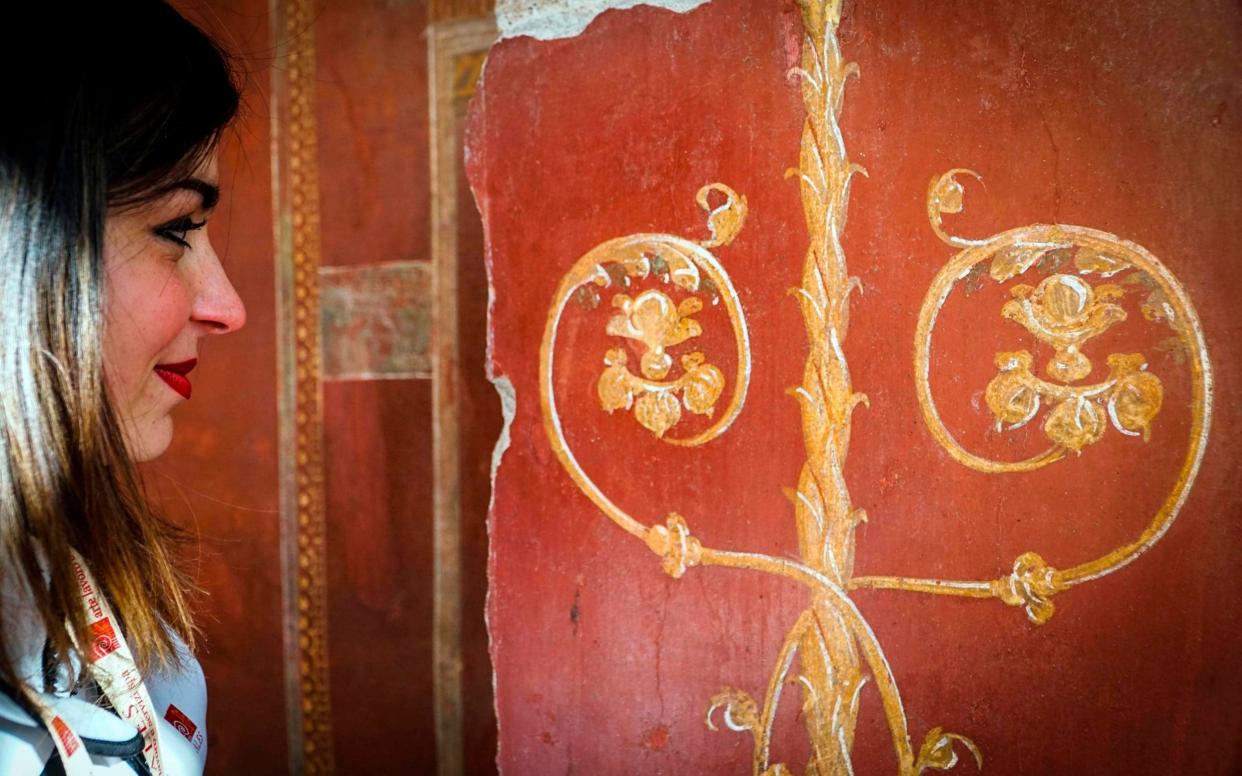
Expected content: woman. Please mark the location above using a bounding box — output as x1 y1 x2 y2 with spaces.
0 3 246 773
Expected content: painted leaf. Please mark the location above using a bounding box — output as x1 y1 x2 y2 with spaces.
698 183 749 248
1141 288 1177 327
932 174 965 214
1074 247 1130 276
572 284 601 310
960 262 989 296
1110 370 1164 441
1036 247 1074 274
916 727 984 773
990 243 1063 282
986 351 1039 428
603 261 632 288
1154 336 1189 365
597 350 633 413
677 296 704 318
1044 397 1105 451
635 390 681 438
705 688 760 733
681 356 724 417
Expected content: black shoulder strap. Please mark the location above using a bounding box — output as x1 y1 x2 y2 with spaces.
1 677 148 774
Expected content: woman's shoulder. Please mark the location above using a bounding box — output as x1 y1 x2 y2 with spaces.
145 628 209 759
0 629 209 774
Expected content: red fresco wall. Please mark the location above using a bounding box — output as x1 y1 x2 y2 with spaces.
316 1 438 771
154 1 500 772
471 0 1242 773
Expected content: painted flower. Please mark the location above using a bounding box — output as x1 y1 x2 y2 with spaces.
597 349 634 413
681 352 724 417
635 389 682 438
1106 353 1163 440
985 350 1040 429
1043 396 1106 452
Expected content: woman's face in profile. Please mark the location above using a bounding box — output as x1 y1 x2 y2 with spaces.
102 155 247 462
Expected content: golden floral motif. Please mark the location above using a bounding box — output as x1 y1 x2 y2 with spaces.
983 271 1165 453
607 291 704 379
547 181 750 454
928 170 1177 458
596 290 727 438
984 348 1163 452
901 165 1211 634
1000 273 1126 382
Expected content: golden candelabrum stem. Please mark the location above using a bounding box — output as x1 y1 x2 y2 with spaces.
782 1 871 773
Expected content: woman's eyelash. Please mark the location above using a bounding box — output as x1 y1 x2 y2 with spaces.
154 216 207 248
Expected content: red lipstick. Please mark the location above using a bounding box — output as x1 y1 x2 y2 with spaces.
154 359 196 400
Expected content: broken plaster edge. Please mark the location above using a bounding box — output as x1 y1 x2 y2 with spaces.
495 0 711 41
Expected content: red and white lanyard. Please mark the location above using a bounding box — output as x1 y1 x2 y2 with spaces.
23 551 167 775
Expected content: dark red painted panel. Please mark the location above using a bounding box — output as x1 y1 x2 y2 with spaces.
323 380 437 771
317 0 431 267
471 1 1242 773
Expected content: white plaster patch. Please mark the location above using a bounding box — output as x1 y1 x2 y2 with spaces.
496 0 710 41
488 374 516 486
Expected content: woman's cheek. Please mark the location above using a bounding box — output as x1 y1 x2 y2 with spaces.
120 263 193 352
144 279 195 351
103 259 193 411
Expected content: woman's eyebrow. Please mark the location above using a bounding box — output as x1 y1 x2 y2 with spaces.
164 177 220 210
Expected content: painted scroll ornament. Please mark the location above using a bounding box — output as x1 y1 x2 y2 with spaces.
885 169 1214 625
538 0 1211 773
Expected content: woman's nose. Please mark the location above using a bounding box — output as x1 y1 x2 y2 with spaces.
190 237 247 334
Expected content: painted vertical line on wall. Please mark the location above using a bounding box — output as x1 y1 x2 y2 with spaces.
429 17 496 776
272 0 335 772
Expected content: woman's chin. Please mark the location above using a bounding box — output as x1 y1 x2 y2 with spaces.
126 415 175 463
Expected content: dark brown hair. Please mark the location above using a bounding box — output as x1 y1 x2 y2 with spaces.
0 1 240 688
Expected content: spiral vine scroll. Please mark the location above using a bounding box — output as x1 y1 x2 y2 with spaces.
540 182 752 544
850 169 1213 622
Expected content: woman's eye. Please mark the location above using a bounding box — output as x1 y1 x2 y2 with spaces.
154 216 207 249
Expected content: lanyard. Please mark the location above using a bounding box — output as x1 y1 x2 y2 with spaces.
22 551 167 775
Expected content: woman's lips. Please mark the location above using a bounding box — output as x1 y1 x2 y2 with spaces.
154 358 197 400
